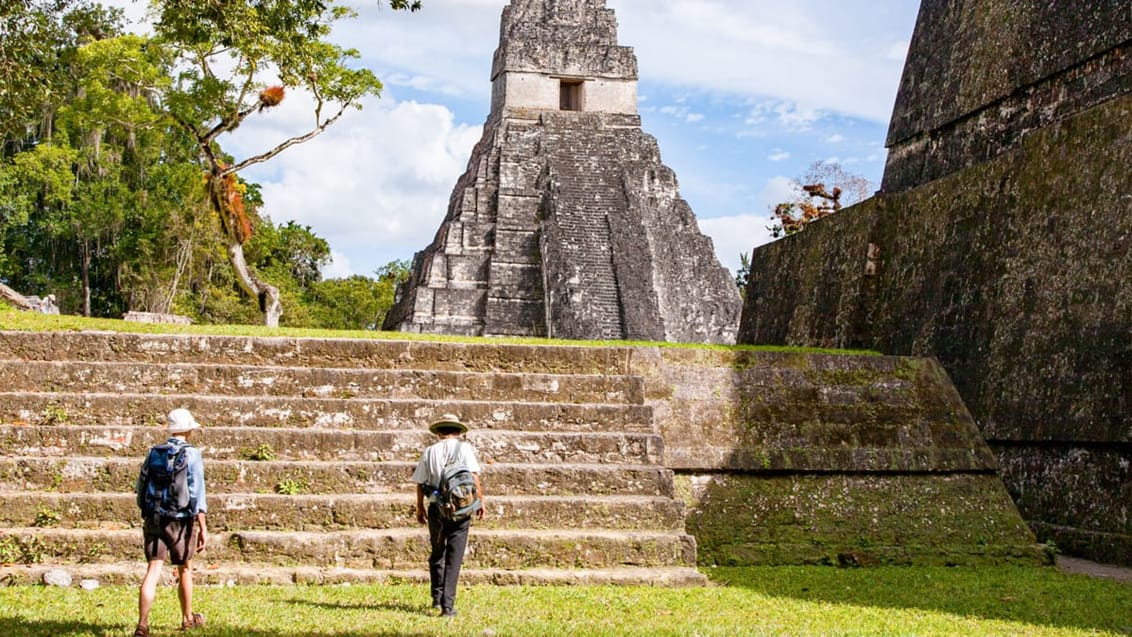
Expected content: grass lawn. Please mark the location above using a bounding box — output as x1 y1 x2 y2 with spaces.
0 566 1129 636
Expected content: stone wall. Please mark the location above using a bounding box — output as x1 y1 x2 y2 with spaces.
883 0 1132 192
621 347 1041 566
738 96 1132 565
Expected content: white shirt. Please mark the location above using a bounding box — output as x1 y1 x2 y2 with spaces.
412 438 482 490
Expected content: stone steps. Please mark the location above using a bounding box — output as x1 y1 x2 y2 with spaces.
0 360 644 405
0 527 698 570
0 563 708 587
0 392 653 432
0 332 633 374
0 457 675 497
0 425 663 465
0 329 704 587
0 492 687 532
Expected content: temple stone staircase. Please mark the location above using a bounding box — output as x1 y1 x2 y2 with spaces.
0 331 705 586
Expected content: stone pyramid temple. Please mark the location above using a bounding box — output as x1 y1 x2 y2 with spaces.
383 0 741 344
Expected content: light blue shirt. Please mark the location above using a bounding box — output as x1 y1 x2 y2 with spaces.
135 437 207 518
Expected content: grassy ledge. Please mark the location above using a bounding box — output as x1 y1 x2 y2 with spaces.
0 306 878 356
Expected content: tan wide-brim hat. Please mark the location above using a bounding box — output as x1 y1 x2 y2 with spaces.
167 408 201 434
429 413 468 435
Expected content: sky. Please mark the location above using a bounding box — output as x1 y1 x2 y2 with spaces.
114 0 923 279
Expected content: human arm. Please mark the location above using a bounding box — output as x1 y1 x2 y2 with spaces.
474 473 485 520
195 511 207 552
188 447 208 550
416 483 427 525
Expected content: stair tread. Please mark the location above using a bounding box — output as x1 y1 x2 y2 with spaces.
0 563 709 587
4 526 694 540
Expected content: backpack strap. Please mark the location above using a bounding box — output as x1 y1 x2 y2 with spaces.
435 440 462 489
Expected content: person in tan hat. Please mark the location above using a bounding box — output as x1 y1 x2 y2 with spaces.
412 413 484 617
133 408 208 636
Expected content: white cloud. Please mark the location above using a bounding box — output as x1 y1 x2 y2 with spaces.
744 100 825 132
700 214 775 274
826 133 846 144
611 0 914 122
323 251 355 280
887 40 912 61
698 175 801 272
230 97 482 278
760 176 802 209
768 149 791 162
686 113 705 123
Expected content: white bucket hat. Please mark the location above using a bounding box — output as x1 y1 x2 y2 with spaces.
167 408 201 434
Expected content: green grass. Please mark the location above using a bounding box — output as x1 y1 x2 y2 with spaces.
0 305 877 355
0 567 1128 636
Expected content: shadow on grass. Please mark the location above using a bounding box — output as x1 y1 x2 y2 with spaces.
708 566 1132 635
0 617 440 637
287 597 429 615
0 619 109 637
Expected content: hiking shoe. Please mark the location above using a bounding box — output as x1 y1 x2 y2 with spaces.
180 613 205 630
441 608 457 618
432 604 443 614
133 625 149 637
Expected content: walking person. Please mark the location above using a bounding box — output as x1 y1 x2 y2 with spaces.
413 414 485 618
133 408 208 637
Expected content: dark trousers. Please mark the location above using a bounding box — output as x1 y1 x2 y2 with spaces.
427 502 471 611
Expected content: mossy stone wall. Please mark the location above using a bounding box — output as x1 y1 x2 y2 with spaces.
625 348 1041 566
738 97 1132 566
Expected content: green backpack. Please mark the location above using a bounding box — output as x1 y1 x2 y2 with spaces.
437 442 481 522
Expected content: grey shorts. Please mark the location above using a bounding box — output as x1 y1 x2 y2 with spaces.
142 516 199 565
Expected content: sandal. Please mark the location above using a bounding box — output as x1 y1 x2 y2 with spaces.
133 626 149 637
180 612 206 630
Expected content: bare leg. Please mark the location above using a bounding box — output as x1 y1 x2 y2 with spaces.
177 562 194 624
137 559 163 631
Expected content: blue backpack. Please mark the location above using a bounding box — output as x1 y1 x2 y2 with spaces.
139 441 192 518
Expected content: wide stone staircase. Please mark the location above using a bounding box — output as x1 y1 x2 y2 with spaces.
0 331 705 586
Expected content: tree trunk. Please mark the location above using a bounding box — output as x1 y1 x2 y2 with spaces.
0 280 35 310
205 171 283 327
81 241 91 317
225 237 282 327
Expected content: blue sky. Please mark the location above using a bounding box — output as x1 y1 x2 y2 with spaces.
117 0 923 278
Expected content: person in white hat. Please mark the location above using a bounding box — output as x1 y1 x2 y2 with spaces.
412 413 485 617
133 408 208 637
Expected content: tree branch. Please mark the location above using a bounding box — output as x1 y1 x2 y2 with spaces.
226 102 349 174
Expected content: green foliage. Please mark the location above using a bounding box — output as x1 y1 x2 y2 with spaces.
275 477 306 496
240 443 276 462
39 404 69 426
32 509 61 528
307 260 409 330
734 252 750 296
0 1 124 153
0 536 46 565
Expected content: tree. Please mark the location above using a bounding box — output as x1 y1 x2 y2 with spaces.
151 0 420 326
307 259 410 330
0 1 123 155
768 161 872 238
734 251 750 297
